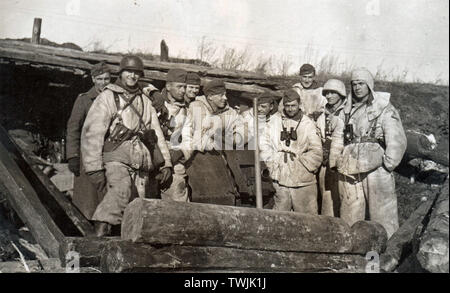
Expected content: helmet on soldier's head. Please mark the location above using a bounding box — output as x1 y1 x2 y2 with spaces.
323 79 346 98
119 55 144 76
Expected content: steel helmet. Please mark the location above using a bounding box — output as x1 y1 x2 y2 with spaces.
323 79 346 98
119 55 144 76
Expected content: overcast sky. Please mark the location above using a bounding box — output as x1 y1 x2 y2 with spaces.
0 0 448 83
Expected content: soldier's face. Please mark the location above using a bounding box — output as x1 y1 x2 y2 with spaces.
121 70 141 87
92 72 111 92
324 91 342 106
208 93 228 109
185 84 200 99
352 80 370 99
257 102 273 116
284 100 300 118
167 82 186 101
300 73 315 89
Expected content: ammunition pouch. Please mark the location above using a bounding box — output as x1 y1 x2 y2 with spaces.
103 122 136 152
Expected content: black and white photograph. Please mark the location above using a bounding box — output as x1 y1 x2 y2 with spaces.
0 0 448 280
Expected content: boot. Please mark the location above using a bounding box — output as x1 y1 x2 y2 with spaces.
94 221 111 237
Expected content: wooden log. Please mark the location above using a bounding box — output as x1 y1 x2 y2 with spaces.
380 192 438 272
0 48 273 94
1 126 95 236
100 241 367 273
122 198 355 253
31 18 42 44
405 130 449 166
0 39 271 82
59 236 122 267
350 221 388 254
416 180 449 273
0 141 65 258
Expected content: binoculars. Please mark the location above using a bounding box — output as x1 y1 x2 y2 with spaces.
343 124 354 145
280 127 297 146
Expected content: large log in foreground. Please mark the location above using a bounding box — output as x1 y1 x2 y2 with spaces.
121 198 384 254
416 180 449 273
100 241 366 273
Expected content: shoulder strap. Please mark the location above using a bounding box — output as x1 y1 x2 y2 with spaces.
120 93 149 132
112 91 138 122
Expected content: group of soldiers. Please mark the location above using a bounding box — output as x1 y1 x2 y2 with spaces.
66 55 407 239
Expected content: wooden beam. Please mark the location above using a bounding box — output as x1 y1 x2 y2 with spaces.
0 140 65 258
100 241 367 273
0 126 95 236
121 198 355 253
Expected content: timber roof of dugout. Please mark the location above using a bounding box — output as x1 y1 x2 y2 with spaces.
0 39 281 96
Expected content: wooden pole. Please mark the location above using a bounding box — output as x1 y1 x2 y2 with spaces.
253 98 263 209
31 18 42 44
160 39 169 62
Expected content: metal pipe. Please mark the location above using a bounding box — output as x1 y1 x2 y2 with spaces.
253 98 263 209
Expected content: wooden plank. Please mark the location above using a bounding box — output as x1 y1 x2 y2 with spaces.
121 198 355 253
0 126 95 236
0 141 65 258
100 241 367 273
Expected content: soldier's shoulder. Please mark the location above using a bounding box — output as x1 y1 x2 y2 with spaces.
383 103 402 121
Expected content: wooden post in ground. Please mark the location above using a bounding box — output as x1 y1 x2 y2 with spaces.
160 39 169 62
31 18 42 44
253 97 263 209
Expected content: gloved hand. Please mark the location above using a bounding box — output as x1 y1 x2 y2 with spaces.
309 111 322 122
155 167 172 184
86 170 107 195
278 144 297 156
169 149 184 164
151 92 168 116
139 129 158 146
68 157 80 176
